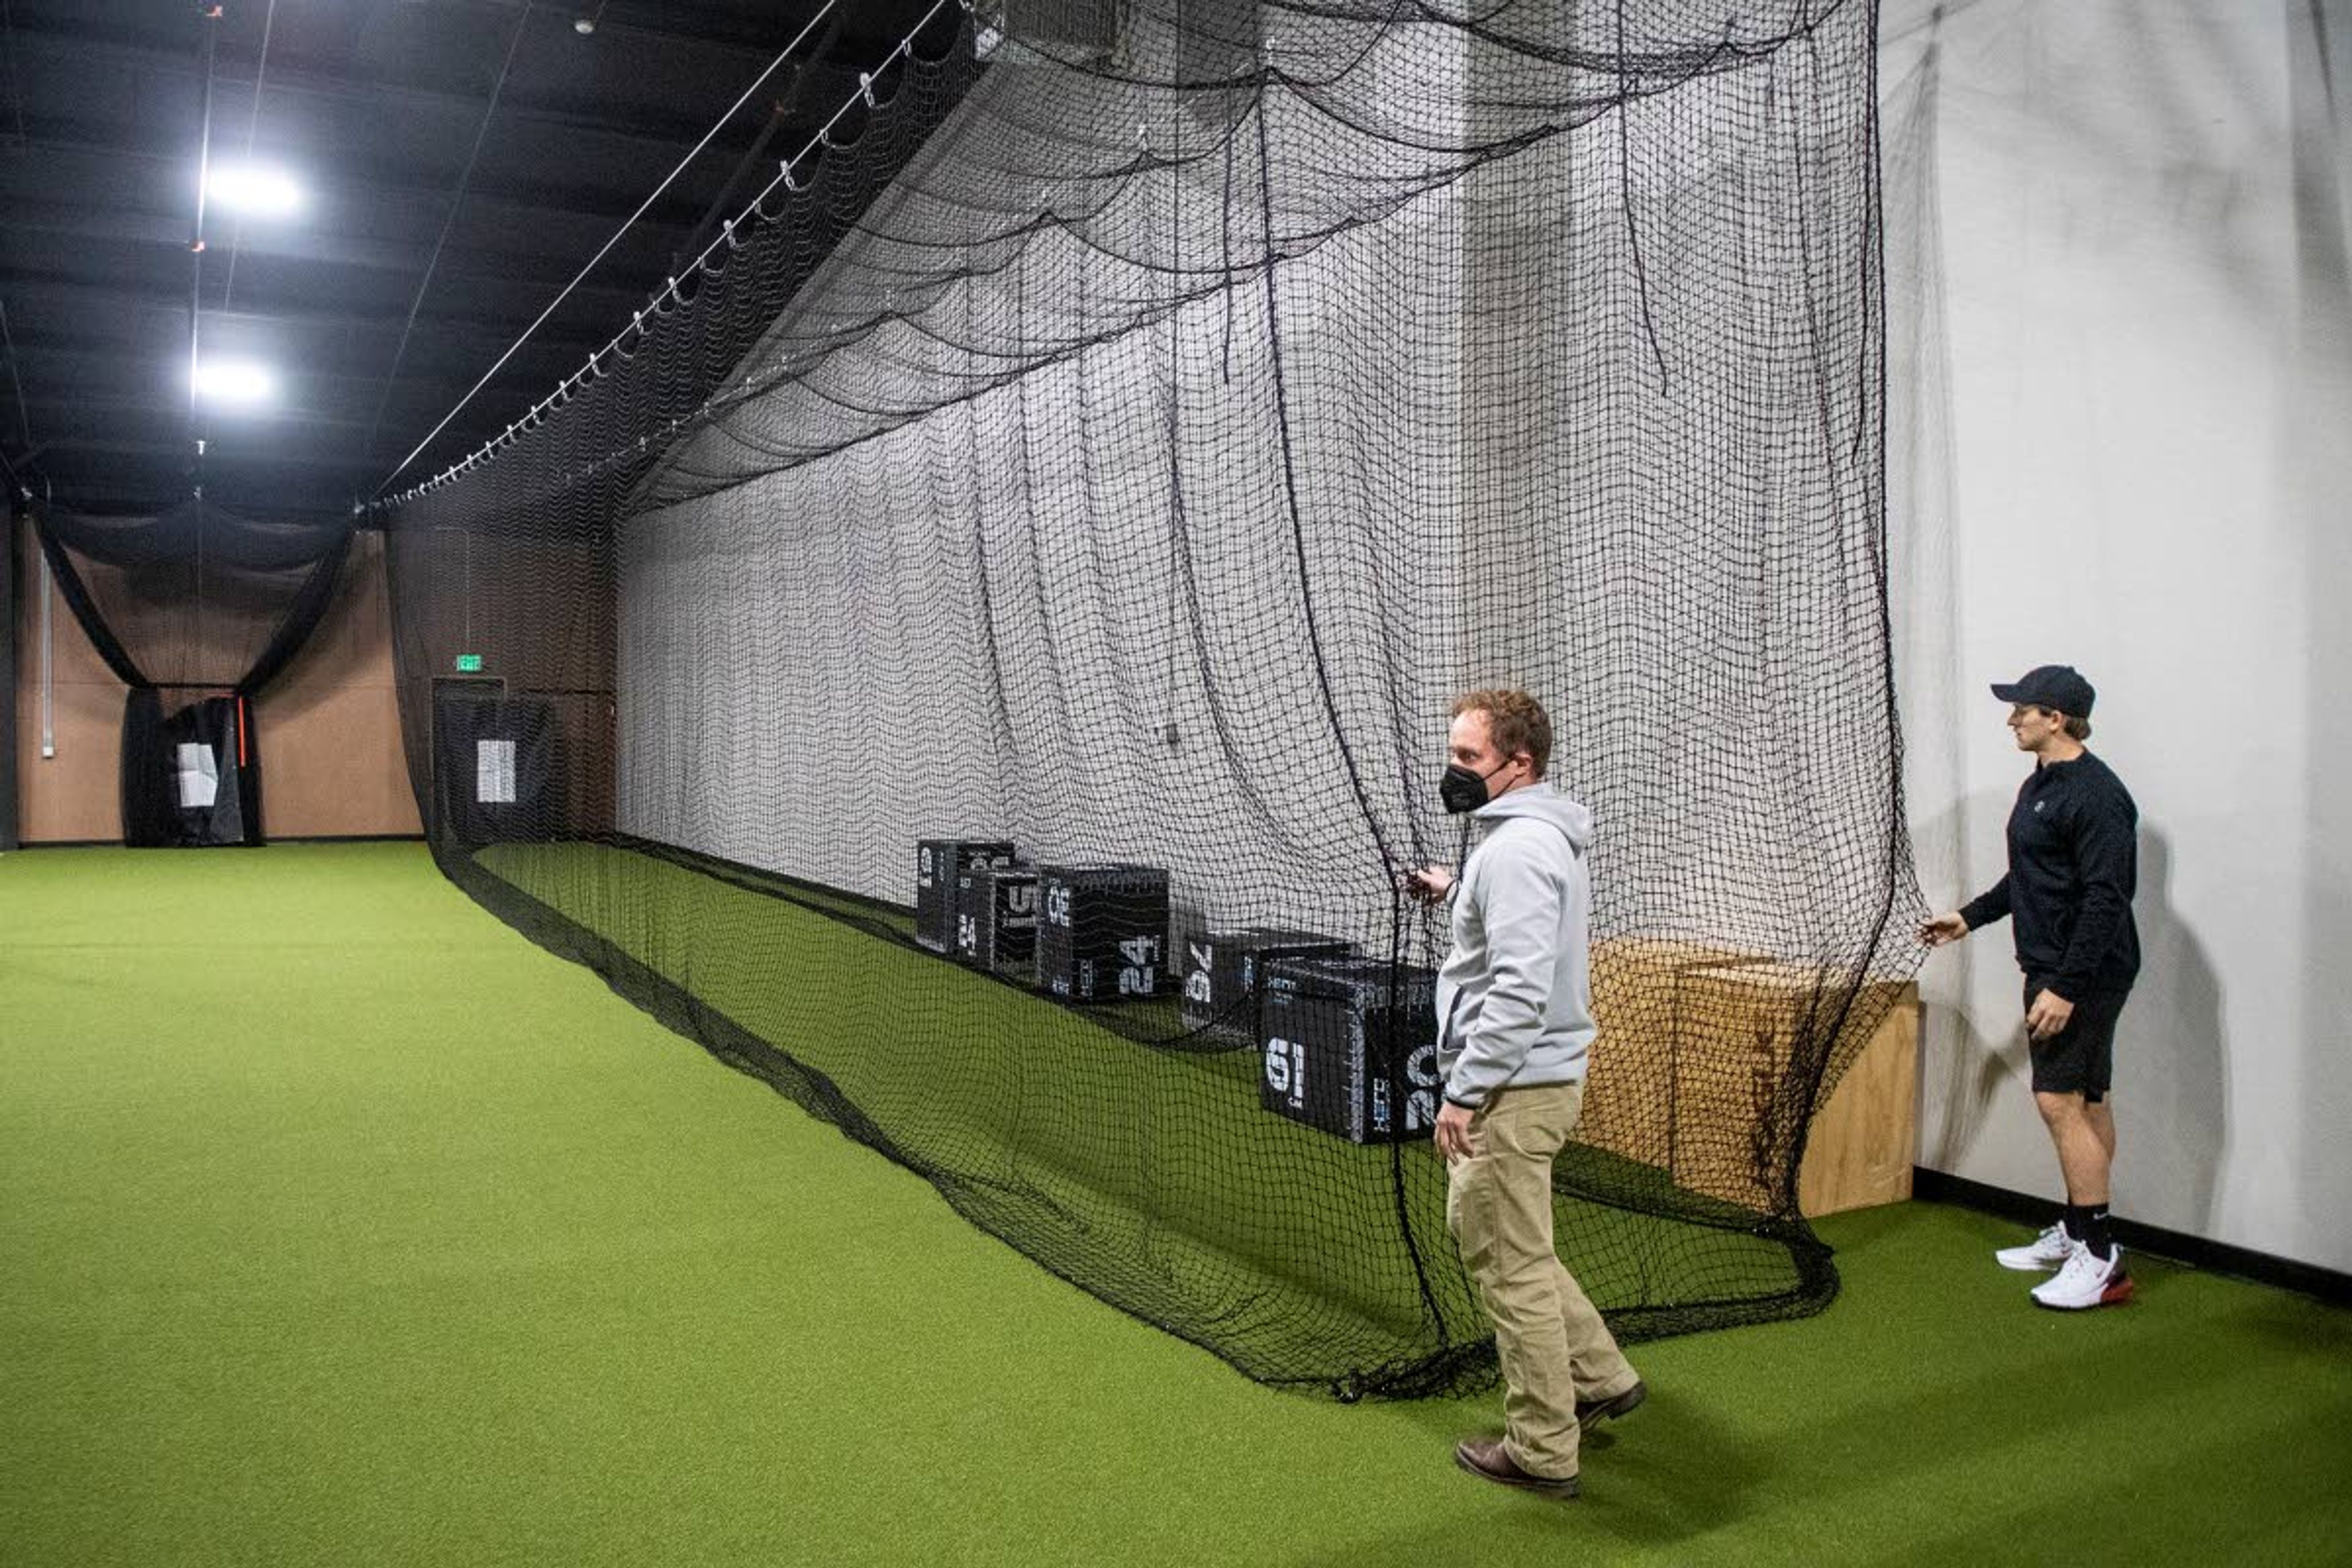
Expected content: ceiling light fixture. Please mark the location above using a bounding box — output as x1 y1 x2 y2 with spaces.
573 3 609 36
204 162 304 217
192 358 278 407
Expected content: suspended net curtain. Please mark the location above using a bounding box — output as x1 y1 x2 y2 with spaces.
35 499 353 846
384 0 1923 1397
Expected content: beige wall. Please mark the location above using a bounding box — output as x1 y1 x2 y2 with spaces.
13 519 123 842
254 531 420 839
11 524 420 842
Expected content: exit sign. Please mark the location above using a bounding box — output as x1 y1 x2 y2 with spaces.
454 654 483 673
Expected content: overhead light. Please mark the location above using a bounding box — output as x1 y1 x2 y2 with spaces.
204 162 304 217
193 358 278 407
574 3 608 35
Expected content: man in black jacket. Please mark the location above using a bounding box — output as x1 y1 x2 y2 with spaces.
1921 665 2139 1311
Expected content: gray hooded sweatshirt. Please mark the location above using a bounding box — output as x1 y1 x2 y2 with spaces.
1434 783 1599 1109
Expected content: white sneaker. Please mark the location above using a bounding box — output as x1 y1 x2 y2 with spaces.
2030 1240 2135 1310
1994 1224 2073 1272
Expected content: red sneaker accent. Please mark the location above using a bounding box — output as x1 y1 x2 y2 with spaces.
2100 1272 2136 1305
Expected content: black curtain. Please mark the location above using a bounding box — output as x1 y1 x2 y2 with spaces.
33 499 354 847
431 690 560 850
118 687 176 848
158 696 258 846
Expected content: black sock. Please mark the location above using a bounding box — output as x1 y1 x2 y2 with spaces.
2064 1204 2115 1261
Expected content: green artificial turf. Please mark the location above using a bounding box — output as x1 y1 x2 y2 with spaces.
4 842 2348 1567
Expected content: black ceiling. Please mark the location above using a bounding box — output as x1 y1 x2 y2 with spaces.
0 0 945 518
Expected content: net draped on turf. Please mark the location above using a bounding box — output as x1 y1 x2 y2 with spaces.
383 0 1925 1398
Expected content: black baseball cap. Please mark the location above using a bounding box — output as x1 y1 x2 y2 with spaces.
1991 664 2095 718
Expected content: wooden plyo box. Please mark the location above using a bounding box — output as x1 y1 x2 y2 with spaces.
1673 962 1920 1215
1582 938 1758 1170
1582 940 1920 1218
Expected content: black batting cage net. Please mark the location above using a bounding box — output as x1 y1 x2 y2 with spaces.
383 0 1924 1399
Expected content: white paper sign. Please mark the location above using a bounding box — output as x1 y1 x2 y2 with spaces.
477 739 516 804
175 742 218 809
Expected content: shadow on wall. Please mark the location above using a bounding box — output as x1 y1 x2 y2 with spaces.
1915 790 2014 1174
2289 0 2352 1267
1882 17 1984 1179
2123 826 2229 1232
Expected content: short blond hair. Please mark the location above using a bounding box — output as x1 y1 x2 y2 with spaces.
1452 688 1552 778
2027 704 2094 743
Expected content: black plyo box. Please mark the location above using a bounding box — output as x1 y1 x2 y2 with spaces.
955 864 1038 979
1259 957 1441 1145
1180 928 1356 1041
1036 864 1169 1001
916 839 1016 954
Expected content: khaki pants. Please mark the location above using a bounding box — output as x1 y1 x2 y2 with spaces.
1446 1080 1637 1480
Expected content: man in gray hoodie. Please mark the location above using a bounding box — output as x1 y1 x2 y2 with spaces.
1407 688 1643 1498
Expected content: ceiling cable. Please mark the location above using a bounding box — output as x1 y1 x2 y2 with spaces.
360 0 534 479
375 0 843 497
189 4 222 438
2 0 29 148
219 0 281 310
0 295 36 492
384 0 954 505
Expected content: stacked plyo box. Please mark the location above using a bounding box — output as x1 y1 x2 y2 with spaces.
1180 929 1356 1043
1580 937 1762 1169
1578 937 1922 1216
1668 959 1919 1213
915 840 1017 954
954 862 1039 981
1036 865 1170 1001
1259 956 1441 1145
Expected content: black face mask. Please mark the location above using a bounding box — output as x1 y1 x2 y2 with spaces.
1440 760 1511 815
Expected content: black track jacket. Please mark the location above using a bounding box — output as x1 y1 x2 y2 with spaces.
1958 751 2141 999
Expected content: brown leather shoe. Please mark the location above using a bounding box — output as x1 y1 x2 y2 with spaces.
1577 1378 1647 1427
1453 1438 1580 1498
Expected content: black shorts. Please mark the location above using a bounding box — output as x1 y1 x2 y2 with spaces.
2022 979 2127 1102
